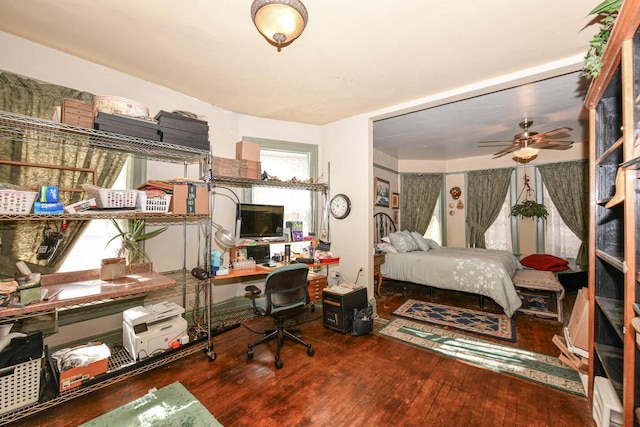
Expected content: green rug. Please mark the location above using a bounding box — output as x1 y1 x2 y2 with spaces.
378 318 585 396
80 381 223 427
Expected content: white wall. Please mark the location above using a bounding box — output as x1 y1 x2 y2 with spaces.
322 115 372 293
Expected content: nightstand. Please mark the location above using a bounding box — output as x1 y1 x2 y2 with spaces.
374 253 386 296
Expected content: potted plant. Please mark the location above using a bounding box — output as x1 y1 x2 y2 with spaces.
106 219 168 274
510 199 549 220
510 173 549 220
583 0 622 78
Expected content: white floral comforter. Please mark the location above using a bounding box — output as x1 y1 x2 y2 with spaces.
380 247 523 317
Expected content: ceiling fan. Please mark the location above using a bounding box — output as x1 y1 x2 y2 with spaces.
478 119 574 159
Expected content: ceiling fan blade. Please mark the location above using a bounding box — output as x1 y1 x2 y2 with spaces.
536 144 574 150
479 144 515 147
492 145 519 158
530 140 574 147
478 140 516 144
532 127 573 139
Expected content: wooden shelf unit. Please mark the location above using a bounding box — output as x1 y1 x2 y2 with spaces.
585 1 640 424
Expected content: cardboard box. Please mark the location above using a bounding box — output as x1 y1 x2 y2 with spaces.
61 98 94 128
565 287 589 358
59 358 108 392
236 140 261 161
169 184 209 215
553 334 588 374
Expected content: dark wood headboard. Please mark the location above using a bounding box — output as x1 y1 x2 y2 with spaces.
374 212 397 244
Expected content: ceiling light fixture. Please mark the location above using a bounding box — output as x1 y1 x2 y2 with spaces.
251 0 308 52
513 142 540 160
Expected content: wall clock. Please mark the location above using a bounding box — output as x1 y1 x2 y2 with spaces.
330 194 351 219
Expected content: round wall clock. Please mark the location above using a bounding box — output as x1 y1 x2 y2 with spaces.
330 194 351 219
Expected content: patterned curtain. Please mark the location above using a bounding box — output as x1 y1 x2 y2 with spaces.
537 160 589 270
466 168 514 248
0 71 127 276
400 173 443 234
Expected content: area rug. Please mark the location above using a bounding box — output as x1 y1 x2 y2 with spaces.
378 318 585 396
80 381 223 427
391 299 516 342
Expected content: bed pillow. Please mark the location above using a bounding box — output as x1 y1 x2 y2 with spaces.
389 231 419 253
520 254 569 272
426 239 441 250
376 242 398 253
410 231 431 252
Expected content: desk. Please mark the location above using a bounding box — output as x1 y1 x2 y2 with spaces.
0 269 175 320
212 259 339 282
212 260 338 303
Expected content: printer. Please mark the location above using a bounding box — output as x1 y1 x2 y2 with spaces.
122 301 188 361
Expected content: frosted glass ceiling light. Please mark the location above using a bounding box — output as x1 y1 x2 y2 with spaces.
513 145 540 160
251 0 308 51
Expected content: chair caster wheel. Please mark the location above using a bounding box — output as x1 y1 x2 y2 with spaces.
275 358 283 369
307 347 315 357
247 349 254 359
208 352 217 362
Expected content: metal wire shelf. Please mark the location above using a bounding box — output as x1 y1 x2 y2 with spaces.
211 175 328 192
0 211 209 221
0 111 208 164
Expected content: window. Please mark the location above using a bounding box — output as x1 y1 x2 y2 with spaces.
247 141 318 237
58 160 129 272
485 197 513 252
423 194 442 245
543 185 581 262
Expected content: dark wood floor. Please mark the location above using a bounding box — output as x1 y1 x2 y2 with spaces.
16 281 593 427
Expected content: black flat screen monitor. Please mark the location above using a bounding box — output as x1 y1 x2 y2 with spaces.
238 204 284 239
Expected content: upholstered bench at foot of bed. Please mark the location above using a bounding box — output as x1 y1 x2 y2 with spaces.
512 269 565 322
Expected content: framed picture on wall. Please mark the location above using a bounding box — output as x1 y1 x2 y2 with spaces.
391 192 400 209
374 177 390 207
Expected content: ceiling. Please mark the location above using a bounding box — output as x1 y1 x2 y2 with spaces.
0 0 600 161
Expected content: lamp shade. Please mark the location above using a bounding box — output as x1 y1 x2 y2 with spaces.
215 228 236 249
251 0 308 50
513 146 540 160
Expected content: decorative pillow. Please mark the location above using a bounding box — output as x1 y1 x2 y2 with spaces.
410 231 431 252
376 242 398 253
520 254 569 272
381 236 391 243
389 231 419 253
426 239 441 250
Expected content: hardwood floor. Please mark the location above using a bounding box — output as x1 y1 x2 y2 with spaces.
16 281 593 427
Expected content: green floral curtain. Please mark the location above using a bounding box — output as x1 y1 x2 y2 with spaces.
466 167 514 248
537 160 589 270
400 173 443 233
0 71 127 276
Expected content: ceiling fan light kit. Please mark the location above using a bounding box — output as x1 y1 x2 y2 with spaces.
513 145 540 160
251 0 308 51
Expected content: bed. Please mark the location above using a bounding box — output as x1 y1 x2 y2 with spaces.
374 212 522 317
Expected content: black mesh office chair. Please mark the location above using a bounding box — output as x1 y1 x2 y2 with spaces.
245 263 315 369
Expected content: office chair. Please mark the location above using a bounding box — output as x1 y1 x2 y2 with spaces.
245 263 315 369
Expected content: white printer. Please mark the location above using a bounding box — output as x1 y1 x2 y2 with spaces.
122 301 188 361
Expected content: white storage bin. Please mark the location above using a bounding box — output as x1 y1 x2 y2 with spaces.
137 191 171 213
0 190 37 214
0 358 42 415
83 185 137 209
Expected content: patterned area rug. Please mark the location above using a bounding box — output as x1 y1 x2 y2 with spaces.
378 318 585 396
392 299 516 341
80 381 223 426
